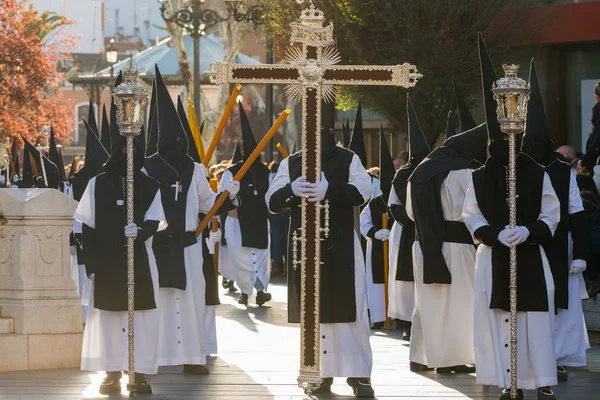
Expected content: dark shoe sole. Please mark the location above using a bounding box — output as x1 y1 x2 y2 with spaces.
99 384 121 395
183 365 210 375
256 293 272 306
410 361 433 372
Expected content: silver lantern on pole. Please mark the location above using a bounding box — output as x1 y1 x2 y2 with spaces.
112 69 148 393
492 64 530 399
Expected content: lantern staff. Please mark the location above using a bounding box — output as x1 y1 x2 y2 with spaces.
112 70 149 394
492 64 530 400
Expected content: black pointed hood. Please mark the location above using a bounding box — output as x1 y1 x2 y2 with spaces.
21 144 33 188
349 102 368 167
342 118 351 148
444 123 489 167
379 124 395 201
478 33 502 144
239 101 259 163
82 119 109 177
453 80 477 131
155 65 189 170
49 126 67 182
407 94 431 166
21 135 59 189
177 95 200 163
146 79 158 156
87 101 99 137
522 59 554 165
67 155 77 181
445 110 456 140
100 104 111 153
10 137 19 179
232 141 242 163
321 99 337 159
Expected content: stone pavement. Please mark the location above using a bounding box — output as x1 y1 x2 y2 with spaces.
0 276 598 399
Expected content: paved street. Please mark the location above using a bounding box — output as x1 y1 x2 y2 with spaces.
0 276 599 399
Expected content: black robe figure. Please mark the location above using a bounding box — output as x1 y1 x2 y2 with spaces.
521 59 590 373
144 65 238 375
407 122 487 372
387 94 430 340
222 103 272 306
73 77 164 393
21 135 59 189
360 125 395 329
266 100 375 397
462 33 561 399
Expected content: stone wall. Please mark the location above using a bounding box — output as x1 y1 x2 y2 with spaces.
0 189 82 371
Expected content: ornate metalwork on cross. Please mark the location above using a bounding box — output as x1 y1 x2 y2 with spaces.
206 3 421 394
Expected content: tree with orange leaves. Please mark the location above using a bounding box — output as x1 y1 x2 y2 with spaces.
0 0 75 144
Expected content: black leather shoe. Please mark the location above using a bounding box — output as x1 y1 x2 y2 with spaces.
227 280 238 292
437 365 476 374
183 364 210 375
347 378 375 398
537 387 557 399
370 321 384 330
221 278 229 289
256 291 272 306
238 293 249 305
557 365 568 382
499 388 524 399
409 361 433 372
402 321 412 341
99 372 122 395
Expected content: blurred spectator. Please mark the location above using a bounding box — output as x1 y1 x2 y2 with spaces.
579 81 600 172
557 145 577 162
577 175 600 297
393 151 409 170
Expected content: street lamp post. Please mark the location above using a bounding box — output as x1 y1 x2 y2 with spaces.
158 0 263 123
106 38 119 78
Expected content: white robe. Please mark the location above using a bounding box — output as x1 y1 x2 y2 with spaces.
266 154 373 378
406 169 476 368
153 163 220 367
554 172 591 367
205 305 218 355
359 205 386 324
463 172 560 390
387 186 414 321
221 169 271 296
67 186 87 321
74 177 167 375
218 244 237 282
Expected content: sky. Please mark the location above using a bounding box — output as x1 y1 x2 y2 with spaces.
30 0 166 53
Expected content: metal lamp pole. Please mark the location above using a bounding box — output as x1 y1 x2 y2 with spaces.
492 64 530 400
158 0 263 123
112 70 149 394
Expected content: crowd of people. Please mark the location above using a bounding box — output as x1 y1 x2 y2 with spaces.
2 33 600 400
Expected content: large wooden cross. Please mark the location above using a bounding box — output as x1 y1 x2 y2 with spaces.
207 4 421 392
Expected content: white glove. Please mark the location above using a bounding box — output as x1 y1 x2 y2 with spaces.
374 229 390 241
498 229 513 247
224 181 240 199
124 223 138 238
307 172 329 203
12 174 18 183
205 229 221 254
210 229 221 243
291 176 311 199
508 226 530 246
570 259 587 274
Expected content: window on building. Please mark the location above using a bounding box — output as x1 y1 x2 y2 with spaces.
74 102 97 146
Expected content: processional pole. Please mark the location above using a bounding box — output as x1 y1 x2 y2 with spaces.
492 64 530 399
112 70 149 395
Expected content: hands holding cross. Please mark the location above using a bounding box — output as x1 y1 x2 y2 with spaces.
291 172 328 203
